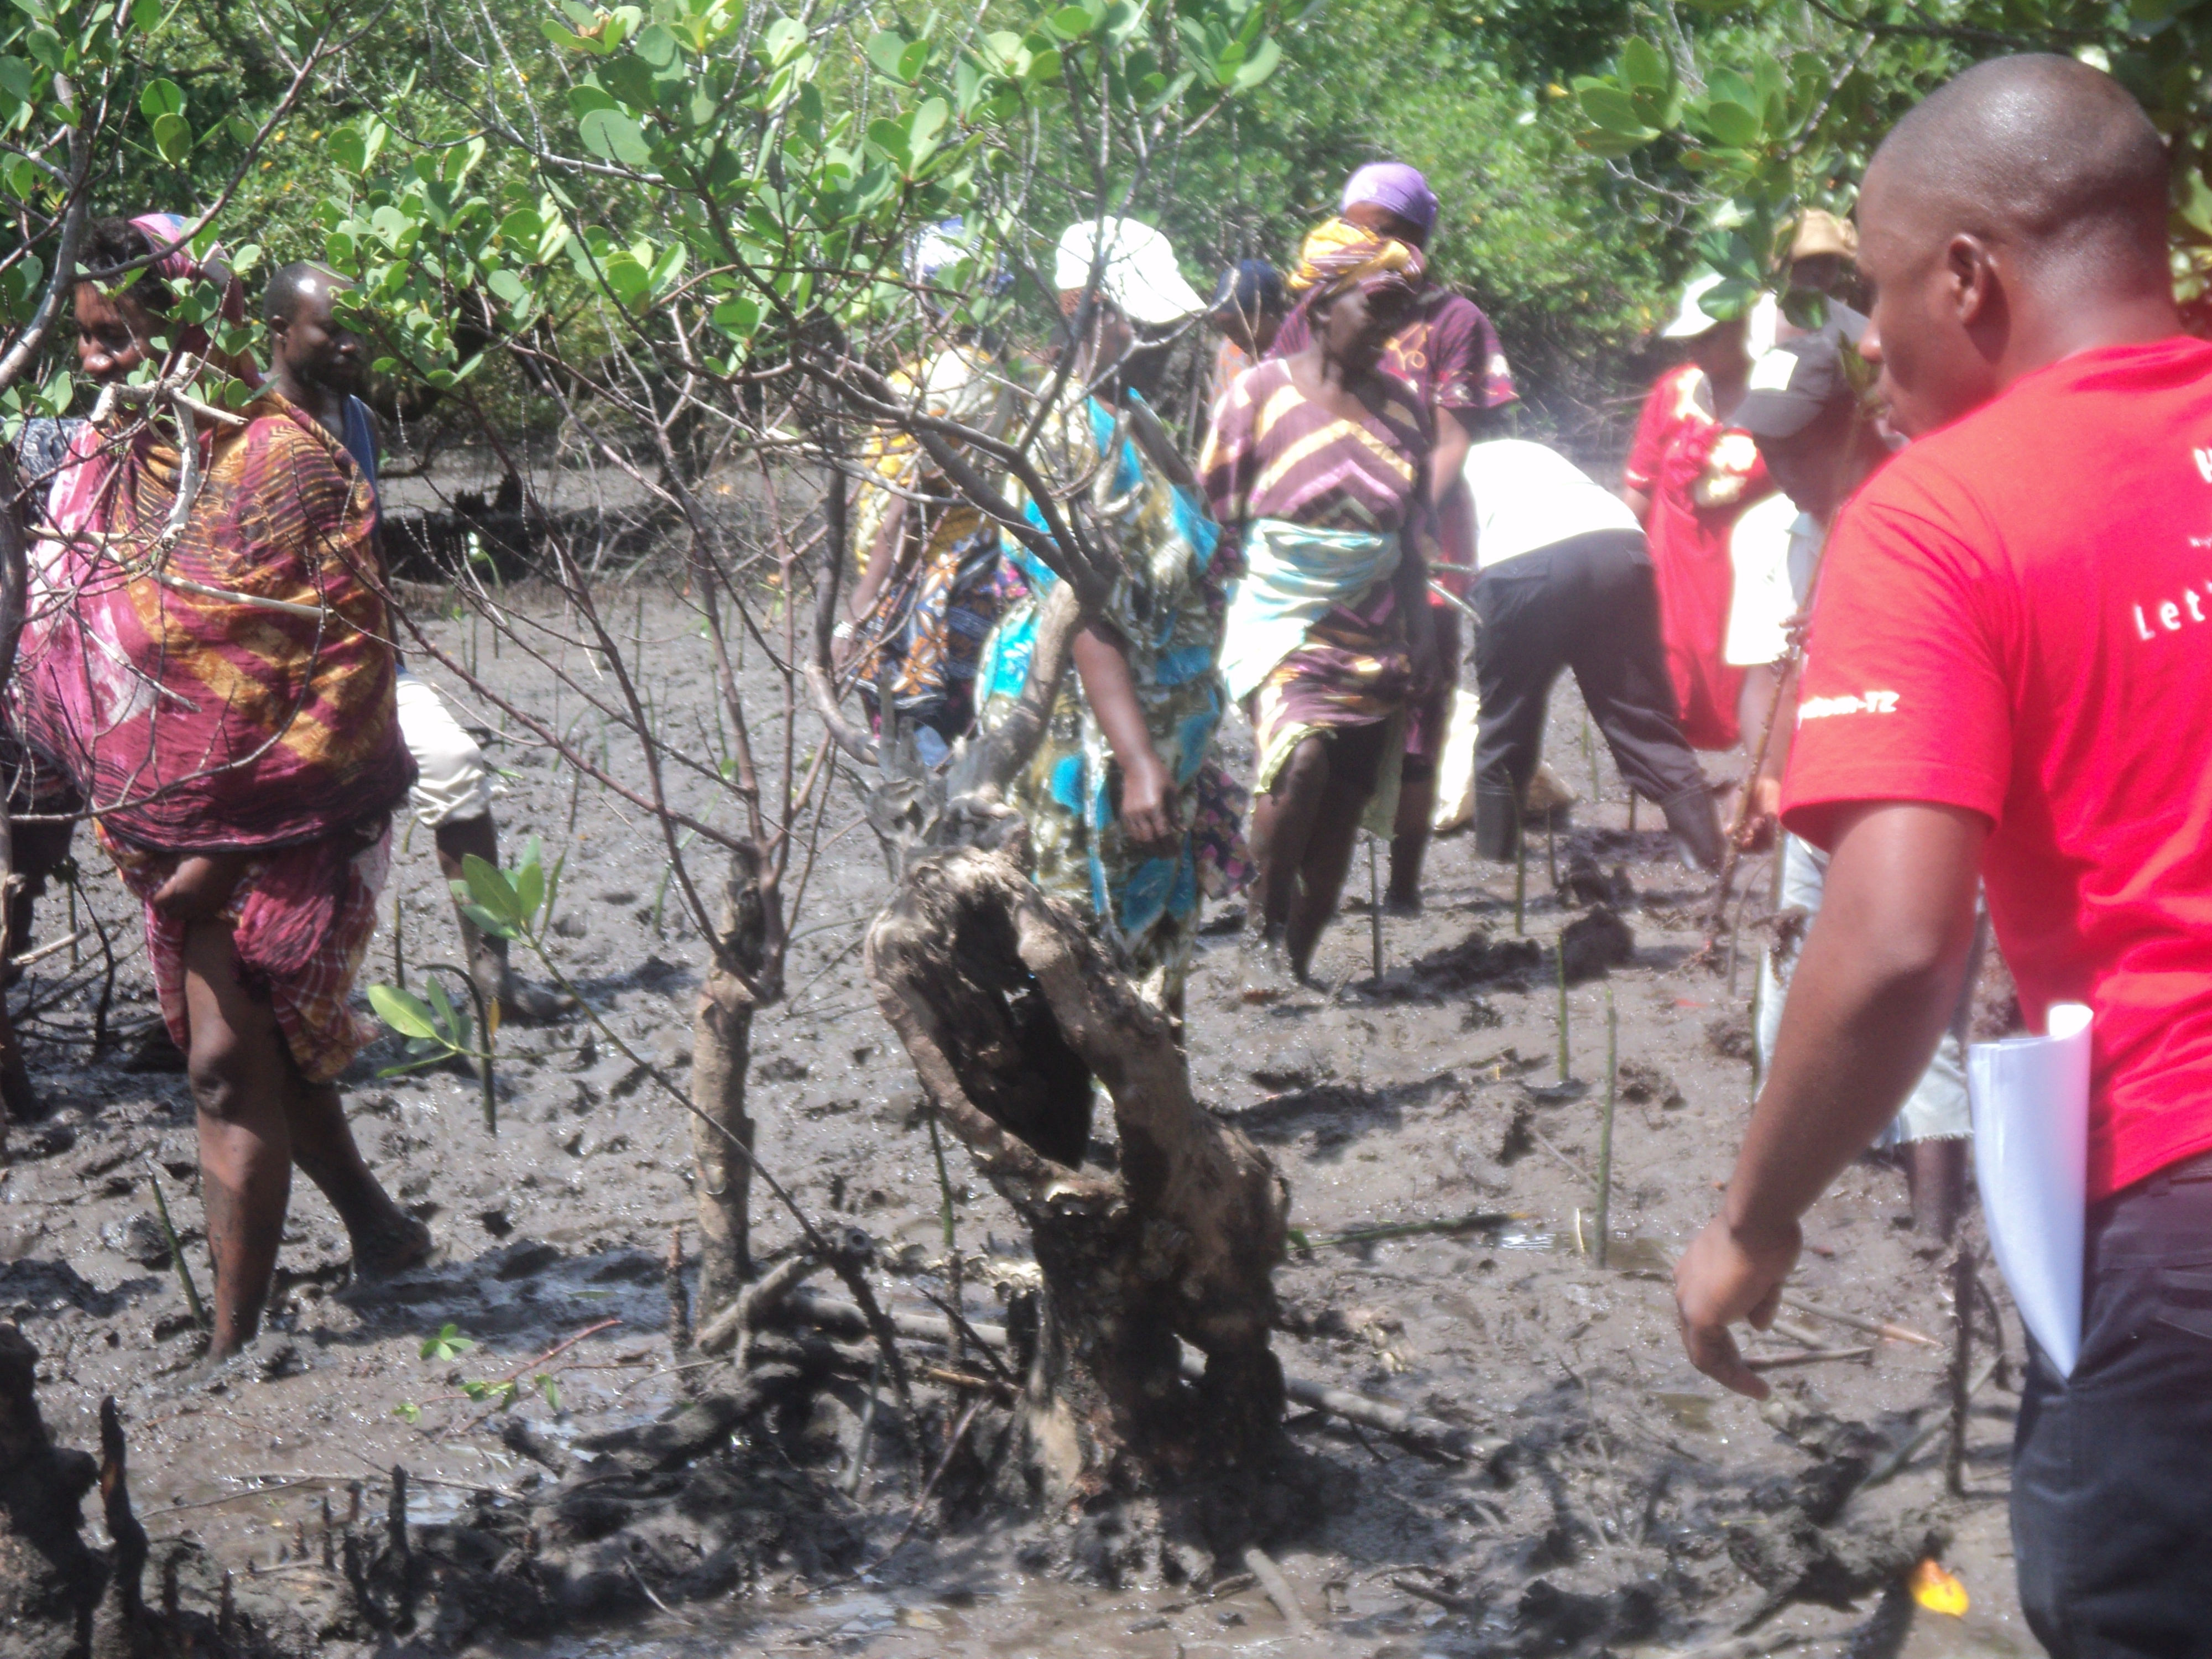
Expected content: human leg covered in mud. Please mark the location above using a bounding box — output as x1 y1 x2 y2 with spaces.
1248 723 1389 986
180 916 427 1361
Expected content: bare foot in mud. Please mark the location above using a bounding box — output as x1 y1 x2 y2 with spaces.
473 940 578 1026
157 1344 263 1399
1238 937 1295 1004
348 1210 434 1281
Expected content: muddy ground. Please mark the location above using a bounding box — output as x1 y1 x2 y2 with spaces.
2 588 2032 1659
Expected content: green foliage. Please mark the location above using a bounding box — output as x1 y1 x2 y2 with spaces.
368 976 476 1075
1153 0 1677 431
400 1324 557 1420
1564 1 2212 310
308 0 1287 414
421 1322 476 1361
27 0 2212 455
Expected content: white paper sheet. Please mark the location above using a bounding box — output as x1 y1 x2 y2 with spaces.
1966 1002 2091 1378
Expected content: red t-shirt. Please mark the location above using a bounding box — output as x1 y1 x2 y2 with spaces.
1782 336 2212 1198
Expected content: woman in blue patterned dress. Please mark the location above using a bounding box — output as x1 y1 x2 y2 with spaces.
972 218 1246 1016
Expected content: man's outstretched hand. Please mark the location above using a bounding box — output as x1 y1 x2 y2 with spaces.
1673 1211 1803 1400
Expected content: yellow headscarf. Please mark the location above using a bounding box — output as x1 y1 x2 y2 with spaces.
1288 217 1425 302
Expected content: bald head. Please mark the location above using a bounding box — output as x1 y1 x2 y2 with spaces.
1855 55 2179 435
1869 54 2168 279
264 262 348 327
265 262 365 407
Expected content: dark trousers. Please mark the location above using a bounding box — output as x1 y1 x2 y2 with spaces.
2013 1149 2212 1657
1472 529 1710 838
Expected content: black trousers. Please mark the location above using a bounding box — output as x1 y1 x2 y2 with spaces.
1472 529 1710 825
2013 1149 2212 1657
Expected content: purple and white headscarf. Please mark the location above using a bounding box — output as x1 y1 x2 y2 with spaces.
1340 163 1439 238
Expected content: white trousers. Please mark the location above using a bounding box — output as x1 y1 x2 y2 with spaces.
1755 833 1980 1145
396 667 495 830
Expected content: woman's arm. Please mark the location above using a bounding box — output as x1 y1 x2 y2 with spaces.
1396 453 1442 696
834 494 912 666
1391 547 1440 698
1070 623 1176 847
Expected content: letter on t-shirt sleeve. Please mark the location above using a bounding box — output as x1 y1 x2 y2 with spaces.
1778 489 2013 851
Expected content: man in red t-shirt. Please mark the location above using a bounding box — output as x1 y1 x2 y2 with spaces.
1269 163 1519 911
1674 55 2212 1652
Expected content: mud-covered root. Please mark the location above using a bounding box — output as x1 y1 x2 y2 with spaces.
864 846 1292 1510
0 1324 106 1659
0 1326 283 1659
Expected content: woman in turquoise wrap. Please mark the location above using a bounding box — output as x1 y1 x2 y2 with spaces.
973 223 1247 1016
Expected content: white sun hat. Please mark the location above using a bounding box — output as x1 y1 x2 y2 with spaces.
1661 272 1779 354
1053 217 1205 327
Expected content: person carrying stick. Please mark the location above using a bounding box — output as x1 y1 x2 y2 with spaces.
1726 330 1979 1241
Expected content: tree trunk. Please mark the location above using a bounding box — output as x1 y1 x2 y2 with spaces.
865 847 1289 1507
689 842 767 1320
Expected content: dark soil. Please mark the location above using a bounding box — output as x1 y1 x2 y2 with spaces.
0 589 2032 1658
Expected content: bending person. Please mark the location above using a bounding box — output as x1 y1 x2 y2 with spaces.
1728 332 1977 1240
263 263 570 1024
1204 218 1439 987
1462 438 1723 871
974 218 1235 1016
20 219 428 1366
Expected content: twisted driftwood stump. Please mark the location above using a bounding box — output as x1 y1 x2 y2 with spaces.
866 846 1289 1510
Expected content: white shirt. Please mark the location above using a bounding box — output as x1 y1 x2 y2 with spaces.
1724 492 1823 666
1462 439 1640 571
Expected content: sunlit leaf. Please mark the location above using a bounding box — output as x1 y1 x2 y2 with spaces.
712 294 762 337
421 1323 476 1361
461 853 524 927
1230 35 1279 88
1907 1560 1968 1618
138 77 184 119
1619 36 1668 91
864 28 912 80
151 111 190 165
578 107 652 168
1699 97 1761 148
368 984 440 1041
1578 84 1653 139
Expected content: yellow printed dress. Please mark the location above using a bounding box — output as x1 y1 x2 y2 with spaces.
849 342 1016 747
